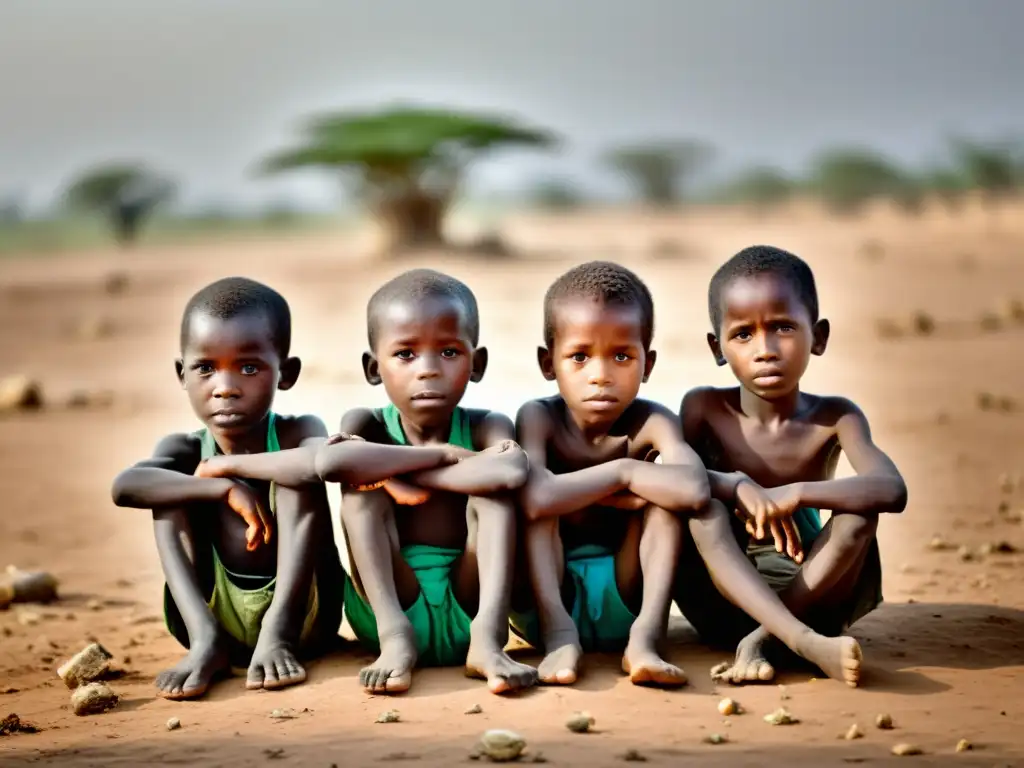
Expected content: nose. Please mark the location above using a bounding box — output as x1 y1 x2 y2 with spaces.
753 332 780 362
415 353 441 380
212 371 242 399
587 358 613 386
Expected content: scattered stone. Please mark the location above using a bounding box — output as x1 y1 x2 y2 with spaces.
465 704 483 715
86 599 102 611
911 311 935 336
957 545 975 562
891 743 923 756
928 536 954 551
166 717 181 731
17 610 40 627
979 313 1002 333
66 389 115 410
998 473 1018 495
955 738 972 753
764 708 798 726
778 684 790 701
0 713 40 735
620 749 647 762
269 708 299 720
0 376 44 413
478 729 526 762
876 713 895 730
704 733 728 745
565 711 595 733
977 392 995 412
1 567 59 606
844 723 864 740
103 271 129 295
375 709 400 724
718 698 740 716
1002 298 1024 324
875 318 904 340
71 682 118 716
530 753 547 763
997 396 1017 413
58 643 113 689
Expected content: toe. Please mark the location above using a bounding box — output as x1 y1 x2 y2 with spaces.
757 662 775 681
555 667 577 685
246 663 267 690
181 670 209 698
262 662 281 688
488 675 511 695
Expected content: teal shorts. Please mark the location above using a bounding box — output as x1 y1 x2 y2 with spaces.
344 544 472 667
510 544 637 652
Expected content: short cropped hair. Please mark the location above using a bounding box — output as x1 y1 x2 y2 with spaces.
366 269 480 350
708 245 819 333
180 276 291 357
543 261 655 348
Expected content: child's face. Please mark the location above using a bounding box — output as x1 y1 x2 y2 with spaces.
543 299 652 423
370 296 479 421
713 274 819 398
178 312 284 435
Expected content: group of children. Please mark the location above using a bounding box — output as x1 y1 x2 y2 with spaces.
111 245 907 701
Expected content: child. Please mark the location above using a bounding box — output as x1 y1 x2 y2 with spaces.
111 277 344 699
678 245 907 684
314 268 538 696
513 261 865 688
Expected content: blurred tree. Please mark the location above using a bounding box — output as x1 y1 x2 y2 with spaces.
919 165 969 212
260 106 556 252
603 140 714 206
529 177 586 210
63 164 175 246
947 136 1021 208
0 191 25 225
808 148 914 215
721 166 795 213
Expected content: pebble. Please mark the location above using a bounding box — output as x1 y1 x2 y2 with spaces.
891 743 923 756
928 535 953 551
269 708 298 720
71 682 118 716
86 599 102 611
876 713 895 730
844 724 864 740
0 376 44 413
778 684 790 701
478 729 526 762
704 733 728 745
566 711 595 733
764 708 799 726
465 704 482 715
57 643 113 689
375 709 400 724
717 698 740 716
955 738 972 753
166 717 181 731
17 610 40 627
620 749 647 762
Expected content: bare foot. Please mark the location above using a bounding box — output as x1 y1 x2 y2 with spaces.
710 626 776 685
622 642 687 688
793 631 863 687
156 641 231 700
360 625 417 694
246 640 307 691
465 632 538 695
383 478 431 506
537 627 583 685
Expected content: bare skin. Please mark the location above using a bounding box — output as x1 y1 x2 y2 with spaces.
682 267 907 685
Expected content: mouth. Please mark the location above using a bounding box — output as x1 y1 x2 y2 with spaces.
583 393 619 407
410 391 448 403
751 369 786 386
210 410 247 423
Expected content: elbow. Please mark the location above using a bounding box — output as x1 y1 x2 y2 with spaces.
668 472 711 513
889 479 909 513
110 473 136 508
521 488 550 523
499 456 531 492
313 445 345 483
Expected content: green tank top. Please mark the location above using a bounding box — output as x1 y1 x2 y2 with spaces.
378 403 474 451
197 412 279 514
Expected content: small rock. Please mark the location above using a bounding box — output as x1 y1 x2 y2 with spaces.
979 313 1002 332
166 717 181 731
957 545 975 562
764 708 798 726
876 713 894 730
566 711 595 733
718 698 740 716
875 318 904 340
0 376 44 413
66 389 115 410
71 682 118 716
375 709 400 724
977 392 995 412
891 743 923 756
620 750 647 762
955 738 972 753
17 610 40 627
1001 297 1024 324
998 473 1018 495
86 599 102 611
0 713 40 735
103 271 129 295
844 723 864 740
911 311 935 336
478 729 526 762
530 754 547 764
57 643 113 689
464 704 483 715
998 396 1017 413
270 708 299 720
2 567 59 604
928 535 954 551
778 684 790 700
704 733 728 745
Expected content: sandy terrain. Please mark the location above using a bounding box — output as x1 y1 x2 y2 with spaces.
2 200 1024 767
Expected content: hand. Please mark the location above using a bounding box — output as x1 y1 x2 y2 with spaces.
735 479 804 563
442 444 476 464
195 456 234 479
598 491 648 511
325 431 365 445
225 481 273 552
382 477 431 506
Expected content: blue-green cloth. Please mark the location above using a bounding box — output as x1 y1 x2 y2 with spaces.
344 544 472 667
379 403 474 449
510 544 637 652
793 507 823 547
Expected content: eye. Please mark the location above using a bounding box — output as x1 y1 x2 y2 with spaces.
614 353 631 363
441 347 460 359
777 323 795 333
571 352 587 363
734 331 752 342
241 364 259 375
192 363 214 376
394 349 414 360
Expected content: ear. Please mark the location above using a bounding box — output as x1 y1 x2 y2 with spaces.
175 359 186 387
362 351 382 386
811 318 830 356
278 356 301 391
469 346 488 383
707 333 727 366
642 349 657 383
537 346 556 381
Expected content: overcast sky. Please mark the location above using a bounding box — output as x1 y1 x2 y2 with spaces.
2 0 1022 212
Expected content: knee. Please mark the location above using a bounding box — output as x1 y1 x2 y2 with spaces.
643 504 682 534
339 489 394 522
832 512 878 542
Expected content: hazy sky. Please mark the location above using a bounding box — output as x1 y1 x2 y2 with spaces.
2 0 1022 211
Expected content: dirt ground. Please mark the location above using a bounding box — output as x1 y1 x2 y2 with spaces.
2 201 1024 767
